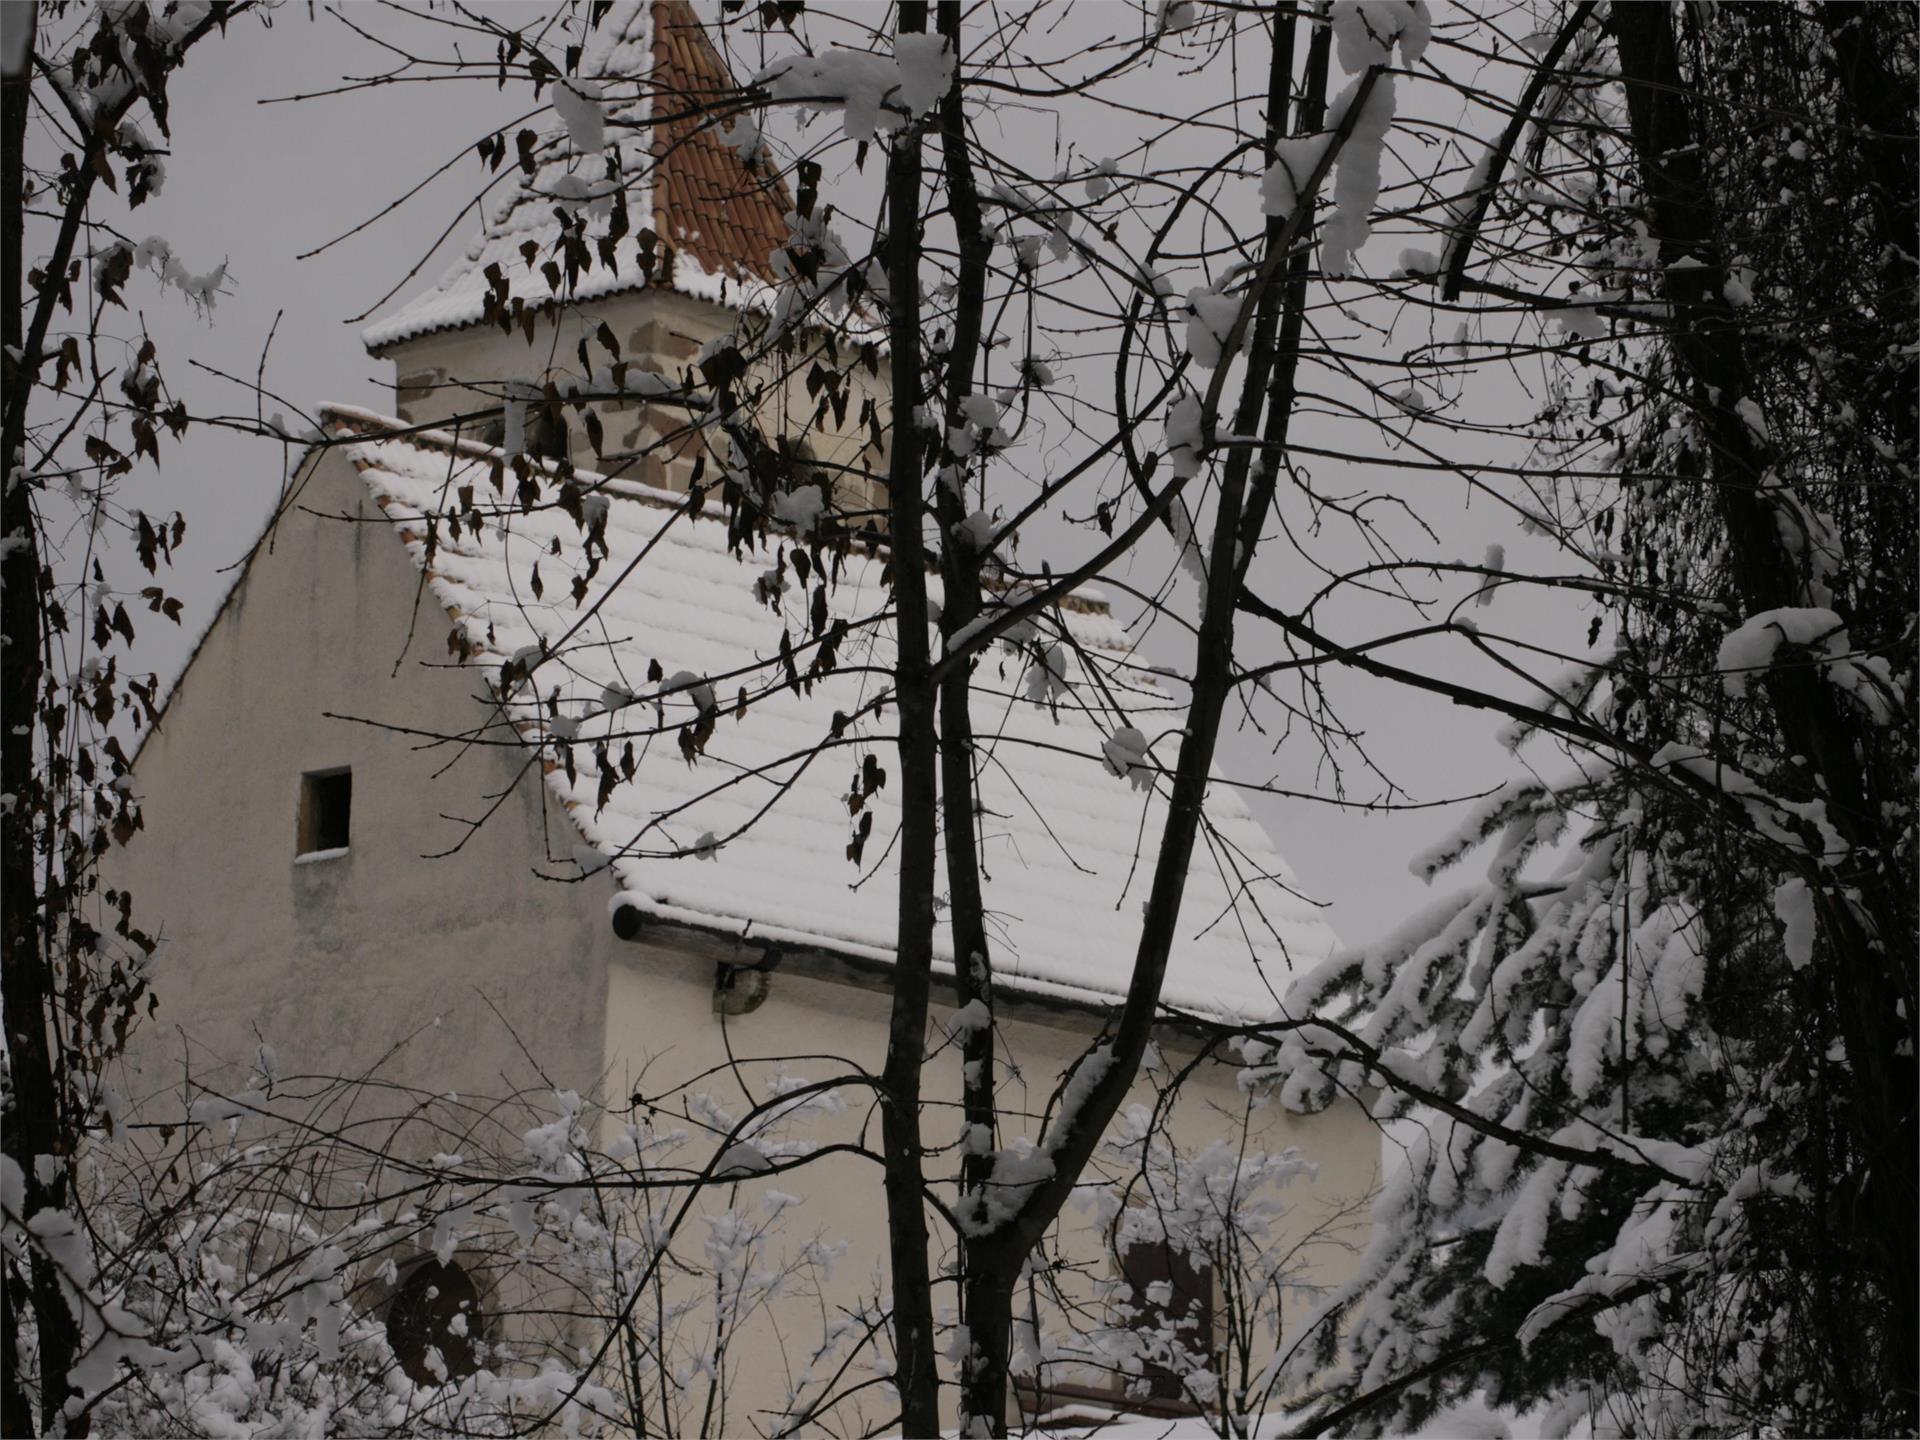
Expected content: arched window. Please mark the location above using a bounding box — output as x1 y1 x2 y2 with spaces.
1118 1238 1215 1403
386 1257 483 1386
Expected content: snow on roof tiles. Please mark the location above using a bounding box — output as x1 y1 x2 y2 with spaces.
363 1 791 353
327 406 1339 1020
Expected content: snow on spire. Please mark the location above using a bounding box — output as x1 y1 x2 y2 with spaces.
363 1 790 352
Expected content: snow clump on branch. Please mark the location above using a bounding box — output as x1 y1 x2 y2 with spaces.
765 208 874 342
772 485 827 534
1101 727 1155 791
1155 1 1199 35
1263 4 1429 274
1331 0 1430 72
1717 606 1902 723
754 33 954 145
1023 643 1069 704
550 77 606 154
1318 74 1399 278
94 236 228 313
1772 876 1817 970
1163 391 1207 479
1184 283 1244 369
954 509 998 553
1261 132 1332 221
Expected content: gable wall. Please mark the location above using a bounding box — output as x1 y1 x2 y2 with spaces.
115 447 616 1107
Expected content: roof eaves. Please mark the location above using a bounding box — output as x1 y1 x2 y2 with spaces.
608 894 1255 1033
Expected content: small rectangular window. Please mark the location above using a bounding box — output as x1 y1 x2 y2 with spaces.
297 768 351 857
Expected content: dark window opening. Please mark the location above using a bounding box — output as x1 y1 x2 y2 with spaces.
298 768 351 855
386 1258 482 1386
1119 1238 1215 1404
1014 1238 1218 1425
480 403 569 460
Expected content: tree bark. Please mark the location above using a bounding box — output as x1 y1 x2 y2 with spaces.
1609 5 1917 1425
2 11 87 1430
877 5 942 1432
947 21 1325 1430
925 3 1021 1431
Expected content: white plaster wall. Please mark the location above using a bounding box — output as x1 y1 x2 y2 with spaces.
382 291 889 513
115 447 617 1107
601 931 1380 1433
384 295 656 439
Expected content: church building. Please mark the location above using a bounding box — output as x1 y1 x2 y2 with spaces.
116 3 1377 1430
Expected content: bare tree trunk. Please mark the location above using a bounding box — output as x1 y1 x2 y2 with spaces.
993 0 1310 1228
928 0 1015 1427
2 13 88 1430
877 4 942 1432
1231 6 1326 580
1 7 242 1433
945 10 1321 1432
1610 6 1917 1425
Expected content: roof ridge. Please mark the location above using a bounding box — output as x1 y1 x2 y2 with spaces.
316 402 1117 619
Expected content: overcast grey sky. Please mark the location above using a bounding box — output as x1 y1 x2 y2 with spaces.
45 0 1583 948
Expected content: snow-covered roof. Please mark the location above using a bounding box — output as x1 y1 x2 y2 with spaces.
324 406 1340 1021
363 1 790 353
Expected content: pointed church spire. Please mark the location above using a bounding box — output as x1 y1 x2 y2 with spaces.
364 1 789 352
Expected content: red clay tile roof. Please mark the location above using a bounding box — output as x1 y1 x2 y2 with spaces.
650 0 792 288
